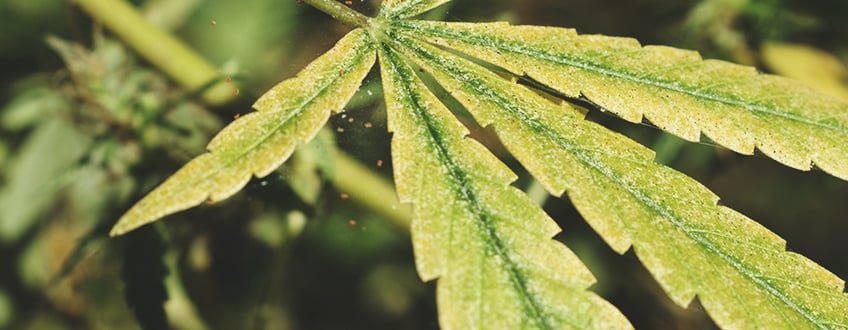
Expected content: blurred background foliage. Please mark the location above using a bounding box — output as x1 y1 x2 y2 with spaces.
0 0 846 329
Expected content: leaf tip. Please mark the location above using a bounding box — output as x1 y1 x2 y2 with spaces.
109 220 132 237
109 210 153 237
109 205 165 237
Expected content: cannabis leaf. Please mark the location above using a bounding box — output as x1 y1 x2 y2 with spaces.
110 0 848 328
390 20 848 181
381 28 848 329
380 43 630 329
110 29 375 235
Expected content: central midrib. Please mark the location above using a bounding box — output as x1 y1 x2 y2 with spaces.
382 44 559 329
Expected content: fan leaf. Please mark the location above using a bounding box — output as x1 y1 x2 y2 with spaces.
110 29 376 236
378 43 631 329
108 2 848 328
389 20 848 181
383 27 848 329
379 0 452 19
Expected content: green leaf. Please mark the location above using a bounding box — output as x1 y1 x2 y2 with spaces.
109 28 376 236
0 118 92 242
378 0 452 19
0 85 68 131
384 28 848 329
390 20 848 181
378 43 631 329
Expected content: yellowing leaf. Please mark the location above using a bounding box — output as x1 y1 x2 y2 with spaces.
378 43 631 329
385 29 848 329
761 42 848 100
378 0 452 19
390 20 848 181
109 29 376 236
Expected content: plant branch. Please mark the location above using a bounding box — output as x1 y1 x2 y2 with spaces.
333 152 411 230
73 0 236 105
301 0 370 28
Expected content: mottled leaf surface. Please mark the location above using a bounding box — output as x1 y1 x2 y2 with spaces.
379 44 631 329
383 28 848 329
110 29 376 235
390 20 848 181
379 0 452 19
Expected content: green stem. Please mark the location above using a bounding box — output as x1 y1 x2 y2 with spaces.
332 153 411 230
73 0 236 106
301 0 370 28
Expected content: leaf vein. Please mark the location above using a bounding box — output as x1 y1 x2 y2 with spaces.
388 47 555 328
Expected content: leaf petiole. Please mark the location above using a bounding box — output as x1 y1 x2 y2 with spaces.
301 0 370 28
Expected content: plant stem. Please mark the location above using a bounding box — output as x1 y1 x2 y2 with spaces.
301 0 370 28
73 0 236 106
333 153 411 230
